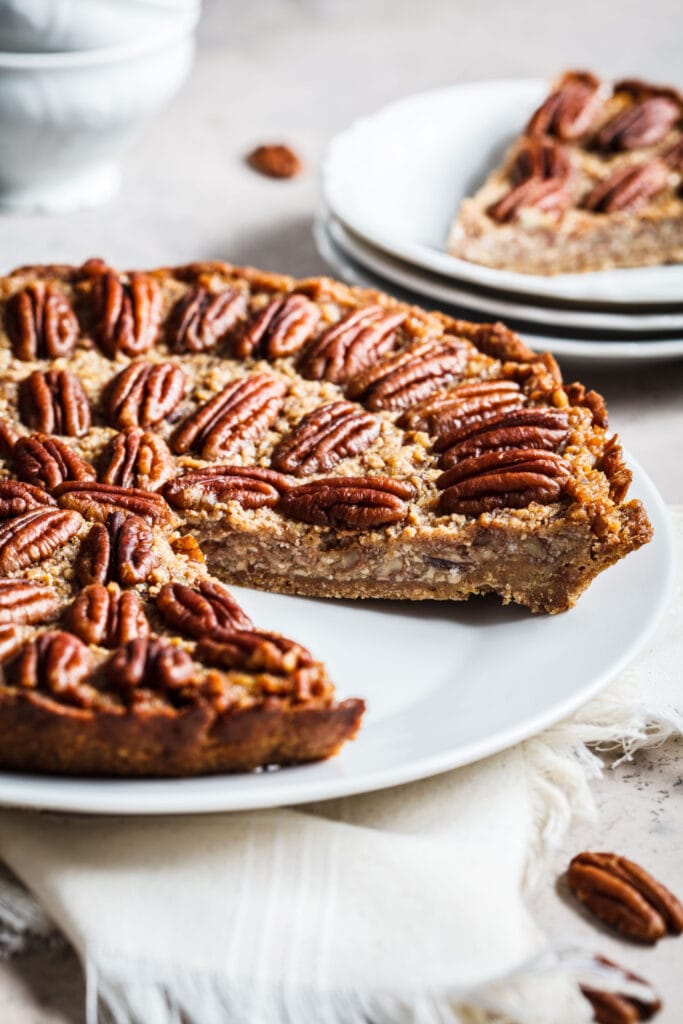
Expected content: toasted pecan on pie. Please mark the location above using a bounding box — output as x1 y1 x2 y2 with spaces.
448 70 683 273
0 259 652 776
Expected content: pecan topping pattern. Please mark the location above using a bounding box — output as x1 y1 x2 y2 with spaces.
596 96 681 152
5 282 79 361
99 428 175 492
8 631 93 707
107 637 197 698
0 480 56 517
169 286 246 353
92 271 162 357
279 476 415 529
14 434 96 492
156 580 253 639
346 339 469 411
56 481 176 525
19 369 91 437
271 401 381 476
234 294 320 359
399 380 524 440
77 512 159 587
170 373 286 459
488 137 571 223
568 851 683 944
104 360 186 429
66 583 150 647
437 407 570 468
437 448 572 515
527 70 601 140
164 465 288 512
584 160 669 214
298 306 404 384
0 508 81 573
0 579 59 624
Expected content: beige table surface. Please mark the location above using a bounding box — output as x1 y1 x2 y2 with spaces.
1 1 682 1020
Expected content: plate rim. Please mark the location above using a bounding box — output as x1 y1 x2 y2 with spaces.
326 214 683 334
322 77 683 308
314 216 683 364
0 459 673 816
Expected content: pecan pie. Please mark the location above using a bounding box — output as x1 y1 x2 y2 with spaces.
0 258 652 776
448 71 683 273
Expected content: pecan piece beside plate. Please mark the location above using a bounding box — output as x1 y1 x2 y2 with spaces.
568 851 683 943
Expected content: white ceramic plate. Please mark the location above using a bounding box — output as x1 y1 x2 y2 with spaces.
0 464 672 816
325 214 683 334
323 79 683 307
315 216 683 365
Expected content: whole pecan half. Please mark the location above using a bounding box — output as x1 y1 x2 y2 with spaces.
92 270 162 357
14 434 96 492
580 956 661 1024
99 428 175 492
271 401 381 476
156 579 252 639
107 637 198 699
488 137 572 223
398 379 524 440
584 160 669 214
164 465 289 511
596 96 681 152
56 481 176 525
234 294 320 359
0 480 56 517
279 475 415 528
437 407 570 468
437 447 572 515
168 285 246 353
0 579 59 624
19 369 91 437
246 143 303 179
346 339 469 411
8 631 93 707
5 282 79 361
527 70 602 140
199 632 331 702
298 306 404 384
104 360 186 429
170 373 286 459
0 508 81 573
77 512 159 587
568 851 683 943
66 583 149 647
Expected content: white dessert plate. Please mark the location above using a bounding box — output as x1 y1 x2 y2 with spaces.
325 214 683 335
315 215 683 365
0 462 672 815
323 79 683 308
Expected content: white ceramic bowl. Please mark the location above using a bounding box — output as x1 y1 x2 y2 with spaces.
0 0 200 53
0 18 197 212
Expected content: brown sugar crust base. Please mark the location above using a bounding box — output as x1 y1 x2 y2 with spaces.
448 71 683 274
0 258 652 777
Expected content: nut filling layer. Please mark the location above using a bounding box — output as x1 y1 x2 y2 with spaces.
0 258 652 776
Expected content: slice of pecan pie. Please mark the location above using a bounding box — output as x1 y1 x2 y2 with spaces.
0 258 651 776
448 71 683 274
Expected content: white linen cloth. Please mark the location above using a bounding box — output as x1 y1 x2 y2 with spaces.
0 509 680 1024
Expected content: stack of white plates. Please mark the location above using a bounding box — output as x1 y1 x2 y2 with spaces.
318 79 683 366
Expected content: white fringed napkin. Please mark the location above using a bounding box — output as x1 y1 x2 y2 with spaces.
0 509 680 1024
